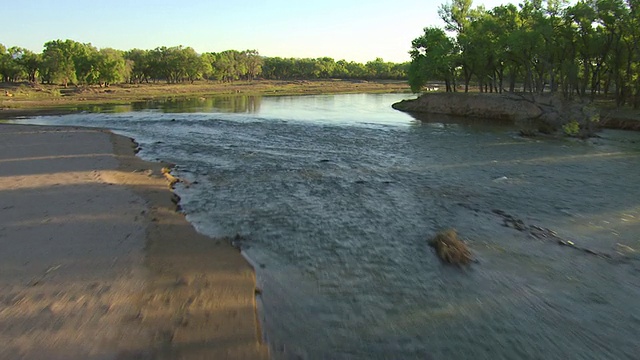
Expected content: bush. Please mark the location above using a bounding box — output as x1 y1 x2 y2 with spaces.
562 120 580 136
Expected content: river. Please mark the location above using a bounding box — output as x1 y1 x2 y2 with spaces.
12 93 640 359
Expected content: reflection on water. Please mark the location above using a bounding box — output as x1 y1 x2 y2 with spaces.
72 95 263 114
408 111 516 132
14 93 640 360
60 104 135 114
132 95 263 113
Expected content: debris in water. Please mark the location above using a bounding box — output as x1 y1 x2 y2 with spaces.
428 229 473 266
491 209 613 259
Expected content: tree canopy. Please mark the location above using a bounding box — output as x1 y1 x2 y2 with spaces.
0 40 408 87
409 0 640 107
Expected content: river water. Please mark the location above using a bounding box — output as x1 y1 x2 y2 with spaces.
13 93 640 359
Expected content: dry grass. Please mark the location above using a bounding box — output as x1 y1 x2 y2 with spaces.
161 167 179 188
428 229 473 266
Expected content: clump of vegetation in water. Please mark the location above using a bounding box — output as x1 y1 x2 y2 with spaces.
527 99 602 138
562 120 581 136
428 229 473 265
559 104 600 138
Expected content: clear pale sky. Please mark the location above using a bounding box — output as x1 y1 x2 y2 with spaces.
3 0 524 63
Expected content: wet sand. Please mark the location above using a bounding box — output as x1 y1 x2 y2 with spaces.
0 124 268 359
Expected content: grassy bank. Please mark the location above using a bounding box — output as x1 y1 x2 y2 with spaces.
0 79 410 118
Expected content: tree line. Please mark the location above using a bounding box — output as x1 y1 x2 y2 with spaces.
262 57 407 80
0 40 408 87
409 0 640 107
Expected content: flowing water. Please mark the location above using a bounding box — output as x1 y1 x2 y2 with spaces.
13 93 640 359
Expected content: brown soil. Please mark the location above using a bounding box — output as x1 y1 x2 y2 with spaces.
600 109 640 130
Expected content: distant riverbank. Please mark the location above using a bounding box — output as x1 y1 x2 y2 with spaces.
0 79 409 119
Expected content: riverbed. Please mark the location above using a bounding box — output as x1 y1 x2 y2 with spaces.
13 93 640 359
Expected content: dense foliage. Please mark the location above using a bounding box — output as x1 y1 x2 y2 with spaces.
409 0 640 107
0 40 407 86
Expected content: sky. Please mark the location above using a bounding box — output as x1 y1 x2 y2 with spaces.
3 0 525 63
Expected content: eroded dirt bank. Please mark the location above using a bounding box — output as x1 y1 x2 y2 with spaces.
393 92 640 133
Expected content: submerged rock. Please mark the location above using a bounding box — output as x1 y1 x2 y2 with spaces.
428 229 473 265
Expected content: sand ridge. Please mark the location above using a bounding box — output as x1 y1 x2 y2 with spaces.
0 124 268 359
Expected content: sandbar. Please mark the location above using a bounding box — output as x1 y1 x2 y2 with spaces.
0 124 268 359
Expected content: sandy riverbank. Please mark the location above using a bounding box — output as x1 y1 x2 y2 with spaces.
0 124 268 359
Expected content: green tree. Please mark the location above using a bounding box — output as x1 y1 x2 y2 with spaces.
592 0 630 103
566 1 598 96
622 0 640 107
0 47 26 82
42 40 78 86
0 44 10 82
95 48 126 86
313 57 336 78
344 61 367 79
178 47 208 83
124 49 150 83
209 50 259 82
365 58 391 79
243 50 263 81
409 27 457 92
407 0 639 106
439 0 477 91
438 0 474 33
213 50 240 82
165 46 187 83
16 49 41 83
71 42 99 85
